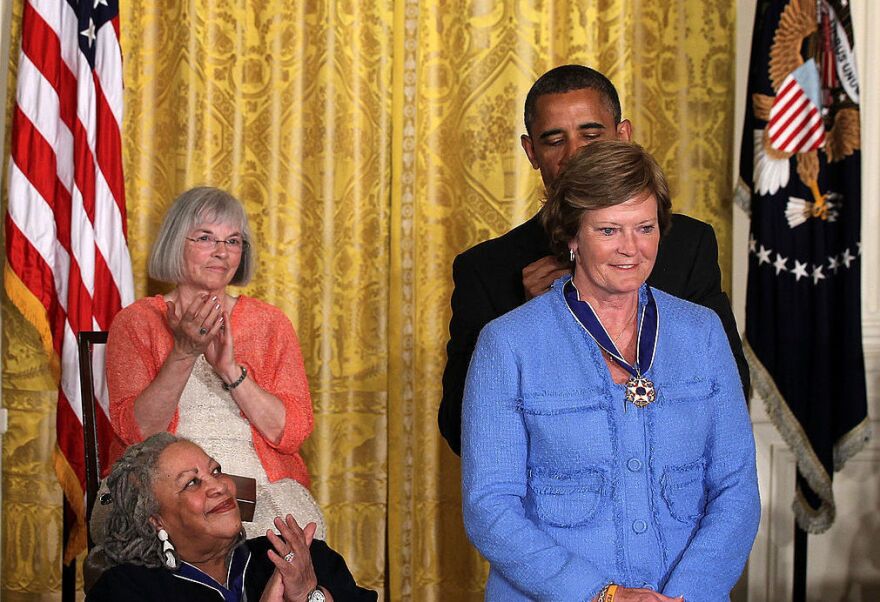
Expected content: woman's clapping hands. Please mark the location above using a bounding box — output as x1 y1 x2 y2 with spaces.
261 514 332 602
166 294 225 358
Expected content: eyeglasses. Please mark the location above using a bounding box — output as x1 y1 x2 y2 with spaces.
185 235 249 253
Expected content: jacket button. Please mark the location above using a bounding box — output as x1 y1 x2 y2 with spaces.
627 458 642 472
632 519 648 534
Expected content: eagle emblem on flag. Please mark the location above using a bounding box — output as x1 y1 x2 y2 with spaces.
748 0 859 228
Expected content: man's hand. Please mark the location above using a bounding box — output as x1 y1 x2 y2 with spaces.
522 255 570 300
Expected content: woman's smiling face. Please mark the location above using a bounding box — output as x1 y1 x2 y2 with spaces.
149 441 241 562
180 220 243 293
569 190 660 302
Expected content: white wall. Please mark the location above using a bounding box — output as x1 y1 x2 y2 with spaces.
733 1 880 599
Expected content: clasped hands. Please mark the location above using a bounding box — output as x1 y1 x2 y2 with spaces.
166 294 239 383
601 588 683 602
261 514 330 602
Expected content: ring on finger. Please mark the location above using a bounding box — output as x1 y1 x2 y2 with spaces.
198 327 208 336
283 551 295 563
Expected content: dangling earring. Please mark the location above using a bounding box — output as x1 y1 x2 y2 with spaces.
157 528 177 569
569 248 576 263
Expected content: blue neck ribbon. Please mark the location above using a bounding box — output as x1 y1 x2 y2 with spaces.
563 278 659 380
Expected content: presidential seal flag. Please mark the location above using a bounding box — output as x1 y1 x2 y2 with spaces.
4 0 134 559
738 0 870 533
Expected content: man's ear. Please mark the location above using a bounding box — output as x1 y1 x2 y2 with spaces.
521 134 540 169
616 119 633 142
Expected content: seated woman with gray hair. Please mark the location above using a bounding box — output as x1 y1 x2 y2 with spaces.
106 186 324 539
87 433 376 601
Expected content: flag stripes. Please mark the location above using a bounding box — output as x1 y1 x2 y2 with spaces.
5 0 133 560
768 76 825 153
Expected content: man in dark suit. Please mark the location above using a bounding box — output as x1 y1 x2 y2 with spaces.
438 65 749 456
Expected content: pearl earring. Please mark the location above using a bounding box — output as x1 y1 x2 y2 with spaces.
157 528 177 569
569 249 575 263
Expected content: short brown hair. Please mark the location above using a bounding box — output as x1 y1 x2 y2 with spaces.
148 187 254 286
541 141 672 264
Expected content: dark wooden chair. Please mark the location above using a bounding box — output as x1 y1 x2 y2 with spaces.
77 330 109 540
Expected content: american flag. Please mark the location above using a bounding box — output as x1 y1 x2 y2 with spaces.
4 0 133 560
767 60 826 155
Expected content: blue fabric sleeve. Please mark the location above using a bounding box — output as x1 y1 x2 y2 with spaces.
461 322 604 601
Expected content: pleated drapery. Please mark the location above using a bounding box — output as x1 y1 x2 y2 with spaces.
2 1 736 599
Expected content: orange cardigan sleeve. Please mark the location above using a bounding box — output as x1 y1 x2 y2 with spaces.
106 298 180 444
236 300 314 456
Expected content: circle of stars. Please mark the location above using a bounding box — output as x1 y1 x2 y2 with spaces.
749 234 860 285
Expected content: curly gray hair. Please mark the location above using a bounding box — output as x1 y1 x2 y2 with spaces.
98 432 182 569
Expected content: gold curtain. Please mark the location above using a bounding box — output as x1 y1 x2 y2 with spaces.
2 1 735 600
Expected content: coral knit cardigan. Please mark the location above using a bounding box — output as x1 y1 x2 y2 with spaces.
106 295 314 487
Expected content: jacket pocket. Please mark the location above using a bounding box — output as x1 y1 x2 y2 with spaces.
661 459 707 524
529 468 606 527
657 379 716 404
520 393 614 463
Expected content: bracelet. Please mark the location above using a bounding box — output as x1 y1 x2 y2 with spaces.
595 584 618 602
222 365 247 391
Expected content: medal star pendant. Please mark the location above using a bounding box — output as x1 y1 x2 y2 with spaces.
625 376 656 408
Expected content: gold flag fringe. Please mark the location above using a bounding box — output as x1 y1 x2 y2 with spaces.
4 262 61 381
55 446 88 563
744 340 871 533
5 262 87 559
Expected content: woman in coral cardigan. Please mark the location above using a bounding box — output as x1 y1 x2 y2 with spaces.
106 186 324 539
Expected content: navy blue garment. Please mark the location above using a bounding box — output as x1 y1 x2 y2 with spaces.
174 542 250 602
87 536 377 601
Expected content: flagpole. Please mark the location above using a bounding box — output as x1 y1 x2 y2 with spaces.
793 522 807 601
61 506 75 602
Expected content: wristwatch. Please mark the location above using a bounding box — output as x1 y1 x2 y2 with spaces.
306 588 326 602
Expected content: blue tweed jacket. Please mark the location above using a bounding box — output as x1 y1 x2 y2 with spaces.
462 277 760 602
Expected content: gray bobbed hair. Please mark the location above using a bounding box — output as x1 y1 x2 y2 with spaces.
147 186 255 286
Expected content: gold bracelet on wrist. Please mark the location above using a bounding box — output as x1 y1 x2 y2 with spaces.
605 584 619 602
595 583 619 602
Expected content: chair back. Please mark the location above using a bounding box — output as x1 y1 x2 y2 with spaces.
77 330 108 543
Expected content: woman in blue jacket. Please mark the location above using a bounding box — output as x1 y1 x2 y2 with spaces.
462 141 760 602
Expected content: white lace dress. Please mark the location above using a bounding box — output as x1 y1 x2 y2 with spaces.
175 356 326 539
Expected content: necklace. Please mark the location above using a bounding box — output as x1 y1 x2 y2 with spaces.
564 279 659 409
602 306 638 362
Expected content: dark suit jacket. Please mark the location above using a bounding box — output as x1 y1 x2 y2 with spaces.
438 212 749 456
